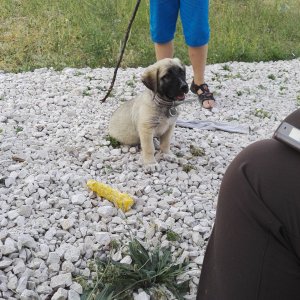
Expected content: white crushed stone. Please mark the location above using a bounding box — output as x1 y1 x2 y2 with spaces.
0 59 300 299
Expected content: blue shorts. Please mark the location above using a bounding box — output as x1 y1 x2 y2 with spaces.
150 0 210 47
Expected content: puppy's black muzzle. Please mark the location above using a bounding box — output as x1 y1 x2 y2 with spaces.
180 82 189 94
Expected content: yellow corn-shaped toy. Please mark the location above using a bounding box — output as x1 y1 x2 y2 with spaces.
87 179 134 212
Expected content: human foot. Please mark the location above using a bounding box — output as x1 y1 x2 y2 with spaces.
190 81 215 109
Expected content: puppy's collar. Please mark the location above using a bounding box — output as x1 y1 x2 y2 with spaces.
152 92 182 107
152 92 180 117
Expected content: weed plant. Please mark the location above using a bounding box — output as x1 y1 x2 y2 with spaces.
81 239 189 300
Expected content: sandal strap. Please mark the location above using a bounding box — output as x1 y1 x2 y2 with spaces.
198 91 215 103
190 81 210 94
190 81 215 103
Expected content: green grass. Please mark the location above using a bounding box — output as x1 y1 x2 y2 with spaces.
1 0 300 72
105 135 121 148
190 145 205 157
80 238 189 300
182 164 196 173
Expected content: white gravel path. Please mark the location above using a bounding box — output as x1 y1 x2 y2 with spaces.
0 58 299 300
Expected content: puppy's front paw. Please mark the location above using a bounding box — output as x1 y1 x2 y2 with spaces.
144 163 161 173
158 152 179 164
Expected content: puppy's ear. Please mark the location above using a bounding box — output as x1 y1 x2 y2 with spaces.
141 66 159 92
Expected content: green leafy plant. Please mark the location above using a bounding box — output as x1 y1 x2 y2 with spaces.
190 145 205 157
222 64 231 71
16 126 23 133
268 74 276 80
164 189 172 196
110 239 120 251
83 87 92 96
166 230 181 242
254 108 271 119
82 239 190 300
126 79 135 88
175 151 184 158
182 164 196 173
105 135 121 148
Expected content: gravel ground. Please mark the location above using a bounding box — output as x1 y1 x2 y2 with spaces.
0 58 299 300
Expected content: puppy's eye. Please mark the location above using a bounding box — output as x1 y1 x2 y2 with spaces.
161 73 171 80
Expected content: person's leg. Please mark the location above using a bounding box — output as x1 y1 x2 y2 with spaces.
188 45 214 108
154 41 174 60
180 0 214 108
197 139 300 300
188 45 208 85
150 0 179 60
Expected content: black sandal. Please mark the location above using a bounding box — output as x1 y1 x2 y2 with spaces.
190 81 215 108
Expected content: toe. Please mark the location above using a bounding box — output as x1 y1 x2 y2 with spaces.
202 99 215 109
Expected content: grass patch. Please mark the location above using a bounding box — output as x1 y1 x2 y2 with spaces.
105 135 121 148
175 151 184 158
81 238 189 300
166 230 181 242
190 145 205 157
182 164 196 173
1 0 300 72
15 126 23 133
254 108 271 118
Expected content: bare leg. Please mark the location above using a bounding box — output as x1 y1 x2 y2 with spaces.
154 41 174 60
189 44 214 109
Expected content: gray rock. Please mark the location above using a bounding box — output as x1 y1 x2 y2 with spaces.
5 176 16 188
37 243 50 259
13 260 26 274
18 205 32 217
0 258 12 269
64 245 81 262
51 287 68 300
47 252 60 265
94 232 111 246
70 282 83 294
68 289 81 300
17 234 37 250
20 289 39 300
120 255 132 264
7 275 18 290
61 261 75 273
133 290 151 300
50 273 72 289
7 210 19 220
16 275 28 294
97 206 116 218
71 193 86 205
1 238 17 255
36 283 53 294
49 263 60 272
60 218 75 230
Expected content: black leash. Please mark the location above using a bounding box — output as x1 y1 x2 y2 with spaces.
101 0 142 103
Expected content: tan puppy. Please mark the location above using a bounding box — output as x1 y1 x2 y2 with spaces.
109 58 188 169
